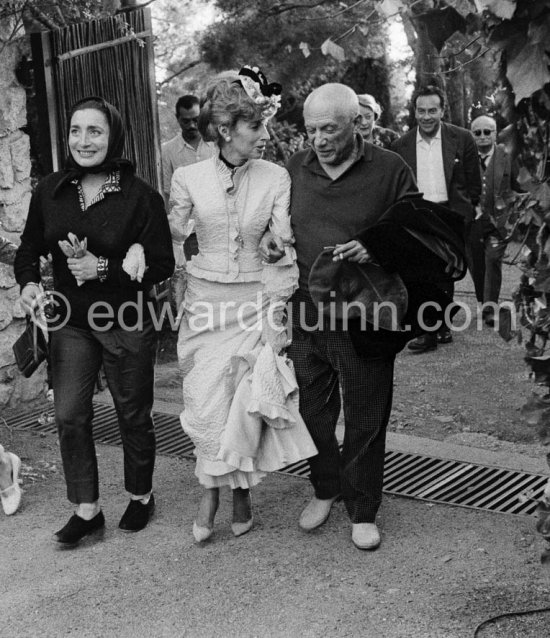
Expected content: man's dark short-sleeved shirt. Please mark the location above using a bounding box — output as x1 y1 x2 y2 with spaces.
287 138 418 292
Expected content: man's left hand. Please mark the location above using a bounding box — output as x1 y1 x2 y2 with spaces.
259 231 285 263
332 241 371 264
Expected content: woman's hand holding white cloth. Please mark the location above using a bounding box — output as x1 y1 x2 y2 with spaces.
122 243 146 282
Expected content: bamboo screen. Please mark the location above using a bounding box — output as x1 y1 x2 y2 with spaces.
32 8 161 190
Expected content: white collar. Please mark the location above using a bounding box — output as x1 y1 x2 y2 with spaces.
416 125 442 144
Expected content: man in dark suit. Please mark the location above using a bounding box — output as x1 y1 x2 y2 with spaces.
391 85 481 353
469 115 519 325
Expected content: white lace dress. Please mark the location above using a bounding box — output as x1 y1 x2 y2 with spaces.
169 155 317 489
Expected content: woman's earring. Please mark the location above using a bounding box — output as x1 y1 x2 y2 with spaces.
225 136 231 142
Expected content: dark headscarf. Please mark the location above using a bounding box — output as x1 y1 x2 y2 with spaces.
54 96 133 196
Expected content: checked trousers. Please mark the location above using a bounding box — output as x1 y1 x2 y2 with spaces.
287 293 395 523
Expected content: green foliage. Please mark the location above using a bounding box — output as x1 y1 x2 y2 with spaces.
488 3 550 457
198 0 384 91
264 120 305 166
505 122 550 557
505 81 550 383
1 0 117 39
153 0 211 75
488 0 550 104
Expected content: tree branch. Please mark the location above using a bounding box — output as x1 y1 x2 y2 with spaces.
157 59 201 87
0 2 26 57
27 1 61 30
261 0 332 17
50 0 67 26
431 34 483 59
121 0 157 9
0 4 26 22
305 0 370 21
421 47 491 74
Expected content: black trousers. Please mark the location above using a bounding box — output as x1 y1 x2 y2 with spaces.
416 216 471 335
50 322 157 503
469 218 507 305
287 295 395 523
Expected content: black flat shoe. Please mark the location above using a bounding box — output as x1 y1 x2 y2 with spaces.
407 334 437 353
54 511 105 546
119 494 155 532
437 328 453 344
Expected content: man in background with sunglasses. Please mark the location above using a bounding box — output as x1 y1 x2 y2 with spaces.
469 115 520 326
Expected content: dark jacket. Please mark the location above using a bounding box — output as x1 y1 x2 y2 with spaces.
480 143 520 237
14 168 175 330
391 122 482 223
348 195 466 358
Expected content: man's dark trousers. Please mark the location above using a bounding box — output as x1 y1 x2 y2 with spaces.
288 293 394 523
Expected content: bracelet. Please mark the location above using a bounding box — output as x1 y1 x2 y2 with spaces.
97 256 109 282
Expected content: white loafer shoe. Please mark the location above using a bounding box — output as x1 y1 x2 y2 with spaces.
352 523 381 550
299 495 339 531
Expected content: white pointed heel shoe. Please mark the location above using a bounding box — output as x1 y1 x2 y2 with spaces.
1 452 22 515
192 488 219 543
231 518 254 537
231 489 253 537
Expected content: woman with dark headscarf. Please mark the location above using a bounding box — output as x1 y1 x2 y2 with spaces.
15 97 174 546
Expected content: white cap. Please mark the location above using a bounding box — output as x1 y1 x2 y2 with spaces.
357 93 381 119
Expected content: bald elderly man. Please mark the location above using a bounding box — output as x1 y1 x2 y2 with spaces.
469 115 519 325
262 84 417 549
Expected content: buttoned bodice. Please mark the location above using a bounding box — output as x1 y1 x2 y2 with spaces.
169 155 293 283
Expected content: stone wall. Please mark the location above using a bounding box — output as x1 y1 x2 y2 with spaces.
0 16 46 409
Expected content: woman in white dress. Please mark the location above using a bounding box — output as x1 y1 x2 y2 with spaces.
169 67 317 542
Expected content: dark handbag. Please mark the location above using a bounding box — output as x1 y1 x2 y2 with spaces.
12 317 48 378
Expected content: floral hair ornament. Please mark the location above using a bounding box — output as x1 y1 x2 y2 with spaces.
236 65 282 120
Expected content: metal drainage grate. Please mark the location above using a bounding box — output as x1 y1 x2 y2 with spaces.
8 402 195 459
8 403 548 517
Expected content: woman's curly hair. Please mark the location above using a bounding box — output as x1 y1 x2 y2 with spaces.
198 72 265 145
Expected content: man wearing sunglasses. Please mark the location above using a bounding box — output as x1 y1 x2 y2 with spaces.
469 115 519 326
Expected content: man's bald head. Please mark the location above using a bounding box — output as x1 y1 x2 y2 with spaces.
304 83 359 121
471 115 496 130
303 83 360 168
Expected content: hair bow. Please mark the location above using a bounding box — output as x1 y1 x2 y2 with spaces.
236 65 282 120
